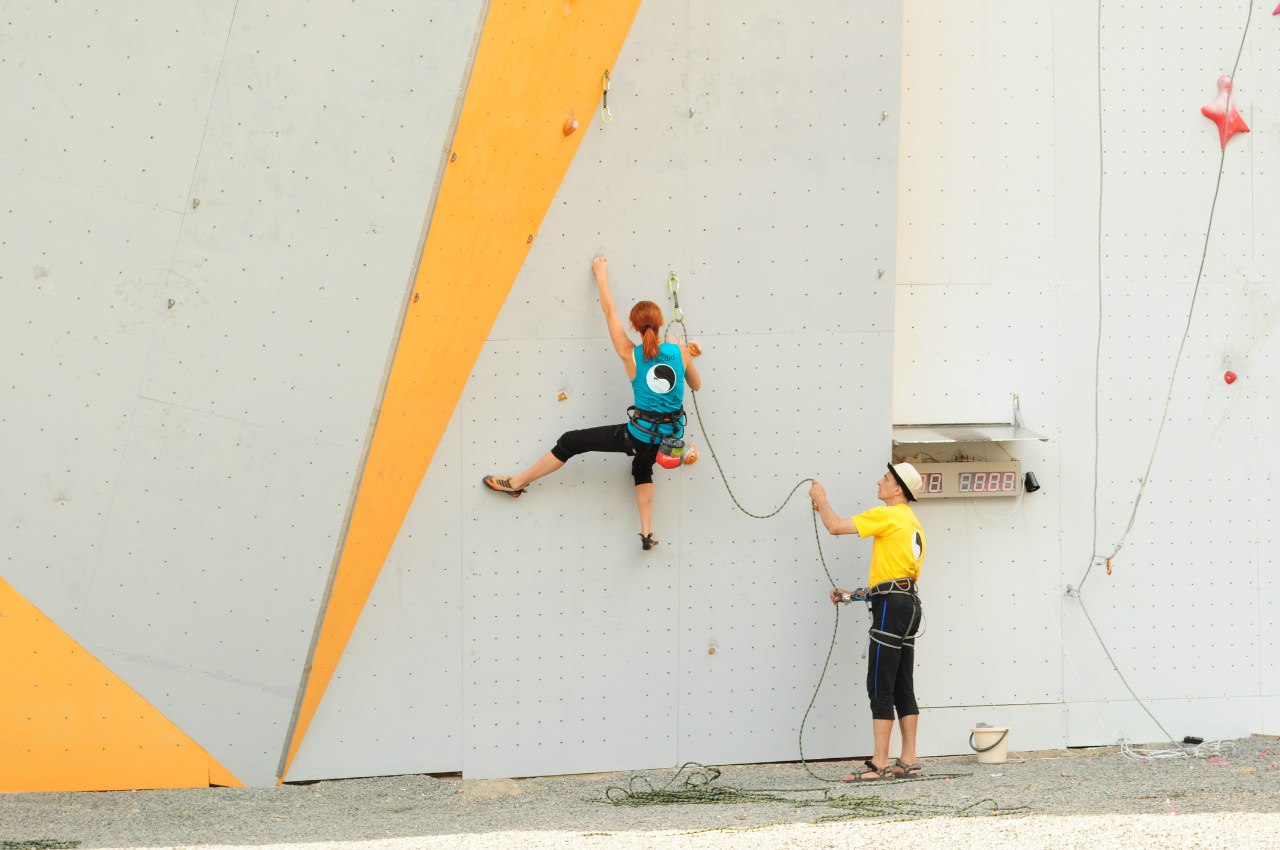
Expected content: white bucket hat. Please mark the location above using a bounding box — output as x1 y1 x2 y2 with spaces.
888 462 923 502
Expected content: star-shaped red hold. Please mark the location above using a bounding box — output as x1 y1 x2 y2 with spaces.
1201 74 1249 150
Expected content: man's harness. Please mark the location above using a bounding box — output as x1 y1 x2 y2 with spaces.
844 577 923 650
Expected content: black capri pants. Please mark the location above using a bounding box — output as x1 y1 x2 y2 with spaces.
865 590 922 721
551 423 661 486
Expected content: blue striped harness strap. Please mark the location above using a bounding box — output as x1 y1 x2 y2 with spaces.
866 578 922 651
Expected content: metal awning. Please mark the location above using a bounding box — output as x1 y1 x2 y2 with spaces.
892 423 1049 446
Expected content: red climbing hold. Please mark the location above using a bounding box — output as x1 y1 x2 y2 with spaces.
1202 75 1250 150
1224 371 1237 385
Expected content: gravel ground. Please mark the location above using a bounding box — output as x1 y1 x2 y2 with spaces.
3 738 1279 850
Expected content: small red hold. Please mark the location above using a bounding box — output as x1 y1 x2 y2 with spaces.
1224 371 1237 384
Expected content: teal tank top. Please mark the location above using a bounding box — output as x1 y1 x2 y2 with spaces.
627 341 686 444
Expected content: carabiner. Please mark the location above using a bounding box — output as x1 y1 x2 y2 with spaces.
668 272 683 322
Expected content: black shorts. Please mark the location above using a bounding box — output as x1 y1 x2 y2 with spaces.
865 592 922 720
551 423 661 486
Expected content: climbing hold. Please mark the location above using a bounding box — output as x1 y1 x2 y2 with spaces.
557 390 569 401
688 342 702 356
563 111 578 136
1224 371 1237 384
1201 74 1250 149
683 445 699 465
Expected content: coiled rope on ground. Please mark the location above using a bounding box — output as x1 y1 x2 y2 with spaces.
599 762 1027 822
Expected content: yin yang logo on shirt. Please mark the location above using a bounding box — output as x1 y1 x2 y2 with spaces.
912 531 924 561
646 363 678 394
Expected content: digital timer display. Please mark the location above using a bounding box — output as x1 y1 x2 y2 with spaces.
908 461 1023 499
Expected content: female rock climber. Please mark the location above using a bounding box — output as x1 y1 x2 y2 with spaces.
483 256 702 551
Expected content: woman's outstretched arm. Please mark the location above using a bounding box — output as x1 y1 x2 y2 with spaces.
593 256 636 374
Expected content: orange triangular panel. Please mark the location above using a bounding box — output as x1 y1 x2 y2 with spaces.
281 0 643 779
0 578 244 792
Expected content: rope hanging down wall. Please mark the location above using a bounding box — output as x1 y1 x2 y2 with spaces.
664 284 944 786
1072 0 1258 757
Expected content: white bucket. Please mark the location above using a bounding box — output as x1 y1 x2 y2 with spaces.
969 725 1010 764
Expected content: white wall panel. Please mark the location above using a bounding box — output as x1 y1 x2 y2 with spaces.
922 703 1066 760
1067 697 1262 748
898 0 1275 754
898 2 1056 288
1099 0 1257 288
911 493 1062 708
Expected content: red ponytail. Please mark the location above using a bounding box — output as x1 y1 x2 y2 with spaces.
629 301 664 361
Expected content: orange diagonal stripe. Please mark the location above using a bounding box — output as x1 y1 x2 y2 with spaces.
0 578 243 792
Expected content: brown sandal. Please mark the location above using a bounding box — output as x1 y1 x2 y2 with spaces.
841 759 895 782
891 758 923 778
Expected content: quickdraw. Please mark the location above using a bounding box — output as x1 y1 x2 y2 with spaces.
601 70 614 124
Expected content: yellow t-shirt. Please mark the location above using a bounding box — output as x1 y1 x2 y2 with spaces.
852 503 926 586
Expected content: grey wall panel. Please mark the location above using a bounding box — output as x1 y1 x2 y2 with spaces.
3 0 485 786
684 3 898 335
288 411 465 782
460 341 681 779
74 398 356 785
0 1 237 210
138 0 485 445
676 333 891 765
1 174 182 629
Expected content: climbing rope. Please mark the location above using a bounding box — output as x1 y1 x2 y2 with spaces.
599 762 1017 823
665 298 891 783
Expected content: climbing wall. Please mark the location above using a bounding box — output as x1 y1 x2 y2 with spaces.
289 0 902 780
10 0 1275 791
